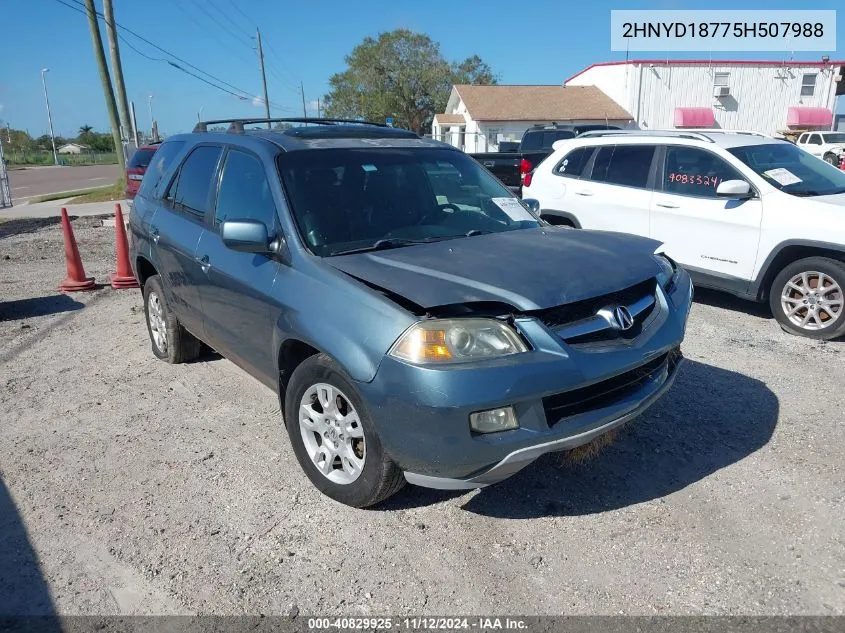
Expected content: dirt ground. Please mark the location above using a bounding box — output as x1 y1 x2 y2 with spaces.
1 216 844 616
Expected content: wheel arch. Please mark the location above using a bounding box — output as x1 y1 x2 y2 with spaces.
752 241 845 300
540 209 581 228
135 255 158 289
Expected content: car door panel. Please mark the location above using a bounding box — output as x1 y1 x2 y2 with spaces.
573 144 656 237
650 145 762 281
194 148 283 385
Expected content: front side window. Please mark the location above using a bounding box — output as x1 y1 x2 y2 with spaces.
801 73 816 97
729 142 845 197
554 146 593 178
798 133 808 144
277 148 539 256
588 145 655 189
663 146 745 198
808 134 822 145
172 145 223 214
215 150 276 227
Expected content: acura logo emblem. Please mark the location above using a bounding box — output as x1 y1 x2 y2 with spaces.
599 305 635 331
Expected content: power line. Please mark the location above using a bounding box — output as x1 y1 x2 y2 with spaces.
52 0 294 112
172 1 256 69
207 0 253 40
222 0 255 31
186 0 251 48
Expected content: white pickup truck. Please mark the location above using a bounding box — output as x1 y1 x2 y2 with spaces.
796 131 845 167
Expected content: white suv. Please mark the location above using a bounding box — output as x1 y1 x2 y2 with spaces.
522 130 845 340
795 131 845 167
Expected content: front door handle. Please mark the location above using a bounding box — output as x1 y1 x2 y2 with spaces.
482 161 495 168
195 254 211 274
150 225 160 244
655 201 680 209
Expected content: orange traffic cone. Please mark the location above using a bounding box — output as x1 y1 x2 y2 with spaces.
110 203 139 289
58 208 96 292
840 154 845 171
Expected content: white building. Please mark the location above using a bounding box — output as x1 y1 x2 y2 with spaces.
564 59 845 136
57 143 89 154
432 85 633 152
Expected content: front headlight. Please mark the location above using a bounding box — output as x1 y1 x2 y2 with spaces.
655 253 679 291
388 318 529 365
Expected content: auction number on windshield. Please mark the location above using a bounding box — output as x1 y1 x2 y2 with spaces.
668 173 722 187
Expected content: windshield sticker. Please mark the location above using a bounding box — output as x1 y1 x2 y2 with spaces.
492 197 534 222
763 168 802 186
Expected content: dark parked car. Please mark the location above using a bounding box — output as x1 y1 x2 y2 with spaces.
471 124 621 192
129 118 692 507
125 143 161 199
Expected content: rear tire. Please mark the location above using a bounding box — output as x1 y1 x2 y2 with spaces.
823 153 840 166
284 353 405 508
142 275 202 363
769 257 845 340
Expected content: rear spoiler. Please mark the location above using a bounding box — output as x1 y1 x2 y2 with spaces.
551 139 576 152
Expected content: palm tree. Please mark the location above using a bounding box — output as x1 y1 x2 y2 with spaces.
78 125 93 136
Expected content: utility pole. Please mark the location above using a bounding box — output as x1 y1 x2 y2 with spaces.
83 0 125 168
317 97 321 118
40 68 59 166
102 0 132 143
300 81 307 118
256 28 271 128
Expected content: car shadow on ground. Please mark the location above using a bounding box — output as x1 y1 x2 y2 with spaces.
0 216 63 239
692 287 772 319
0 295 85 321
0 478 58 625
389 359 779 517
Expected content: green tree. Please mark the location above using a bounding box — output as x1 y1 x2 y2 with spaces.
77 124 96 148
323 30 497 134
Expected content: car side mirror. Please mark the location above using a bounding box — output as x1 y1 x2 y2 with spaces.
716 180 752 199
221 220 271 254
522 198 541 218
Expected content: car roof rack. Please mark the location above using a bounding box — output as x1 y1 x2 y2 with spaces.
192 117 389 133
688 128 772 138
577 129 715 142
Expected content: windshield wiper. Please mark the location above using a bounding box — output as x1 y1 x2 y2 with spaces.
465 229 490 237
331 237 452 256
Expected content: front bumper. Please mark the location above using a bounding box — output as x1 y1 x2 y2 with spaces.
357 270 693 488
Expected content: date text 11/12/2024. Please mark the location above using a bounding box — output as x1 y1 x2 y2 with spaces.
308 617 529 630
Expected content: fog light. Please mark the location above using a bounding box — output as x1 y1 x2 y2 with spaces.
470 406 518 434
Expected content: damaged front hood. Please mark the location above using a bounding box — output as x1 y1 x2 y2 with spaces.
327 227 663 311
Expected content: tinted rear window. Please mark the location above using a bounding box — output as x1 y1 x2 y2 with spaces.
520 130 576 151
589 145 655 188
128 148 156 169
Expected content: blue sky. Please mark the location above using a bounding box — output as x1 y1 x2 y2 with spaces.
1 0 843 138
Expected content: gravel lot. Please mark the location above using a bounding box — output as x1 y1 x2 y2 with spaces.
1 215 843 617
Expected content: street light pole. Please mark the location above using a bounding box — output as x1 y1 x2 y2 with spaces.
148 94 155 141
40 68 59 166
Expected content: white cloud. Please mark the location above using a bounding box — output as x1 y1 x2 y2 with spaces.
252 96 265 108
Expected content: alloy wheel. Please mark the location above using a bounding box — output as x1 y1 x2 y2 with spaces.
147 292 168 352
299 383 365 484
780 271 843 331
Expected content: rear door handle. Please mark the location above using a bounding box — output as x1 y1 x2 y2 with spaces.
655 202 680 209
574 190 593 197
150 225 160 244
195 254 211 274
482 162 495 168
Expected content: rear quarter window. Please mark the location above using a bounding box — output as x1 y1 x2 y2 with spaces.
554 146 593 178
138 140 186 197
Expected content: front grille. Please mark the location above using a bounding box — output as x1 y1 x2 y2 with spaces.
542 347 681 425
532 278 659 346
535 278 656 329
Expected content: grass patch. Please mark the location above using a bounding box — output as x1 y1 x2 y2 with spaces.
68 178 125 204
31 178 125 204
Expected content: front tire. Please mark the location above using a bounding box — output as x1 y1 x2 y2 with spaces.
284 354 405 507
769 257 845 340
142 275 202 363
